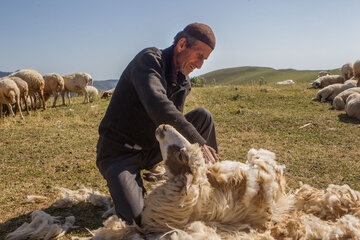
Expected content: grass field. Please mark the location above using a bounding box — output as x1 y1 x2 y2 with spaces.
1 83 359 239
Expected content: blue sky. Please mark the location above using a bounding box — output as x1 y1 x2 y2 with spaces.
1 0 360 80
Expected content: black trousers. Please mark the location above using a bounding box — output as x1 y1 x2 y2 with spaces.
96 108 217 225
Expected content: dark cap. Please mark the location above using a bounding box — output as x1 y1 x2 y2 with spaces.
183 23 216 50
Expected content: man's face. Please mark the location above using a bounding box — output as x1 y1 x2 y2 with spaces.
175 39 213 76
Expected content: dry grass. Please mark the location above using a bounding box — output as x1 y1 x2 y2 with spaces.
1 83 359 239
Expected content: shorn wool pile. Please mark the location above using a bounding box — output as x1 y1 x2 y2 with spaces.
7 125 360 239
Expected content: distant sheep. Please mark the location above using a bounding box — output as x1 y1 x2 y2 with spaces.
43 73 64 107
316 83 354 102
341 62 354 80
332 87 360 110
10 69 46 110
0 78 23 119
345 93 360 120
61 72 93 105
318 71 330 78
85 85 98 100
312 75 345 88
101 88 115 99
6 76 30 114
344 79 358 87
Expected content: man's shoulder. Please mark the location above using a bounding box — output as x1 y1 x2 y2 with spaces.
137 47 162 59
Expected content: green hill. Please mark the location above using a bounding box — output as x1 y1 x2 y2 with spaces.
200 66 341 85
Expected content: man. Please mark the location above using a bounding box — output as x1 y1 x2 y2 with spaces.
96 22 218 226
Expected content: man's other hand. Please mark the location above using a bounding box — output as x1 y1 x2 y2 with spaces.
201 145 219 164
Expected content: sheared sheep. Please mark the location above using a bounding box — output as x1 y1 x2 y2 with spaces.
101 88 115 99
141 124 293 237
312 75 345 88
332 87 360 110
316 83 354 102
43 73 64 107
345 93 360 120
9 69 46 110
2 76 30 114
341 62 354 80
61 72 93 105
0 78 23 119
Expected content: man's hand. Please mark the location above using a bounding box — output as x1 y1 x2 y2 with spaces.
201 144 219 164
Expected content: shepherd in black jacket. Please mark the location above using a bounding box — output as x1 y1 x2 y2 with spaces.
96 22 218 226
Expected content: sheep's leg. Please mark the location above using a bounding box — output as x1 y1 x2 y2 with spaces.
52 91 58 107
6 103 15 117
39 90 46 110
67 91 71 105
16 95 24 119
83 89 89 103
23 95 30 114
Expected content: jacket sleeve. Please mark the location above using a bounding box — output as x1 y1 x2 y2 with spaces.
130 50 206 145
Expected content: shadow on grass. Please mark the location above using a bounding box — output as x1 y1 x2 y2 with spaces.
338 113 360 124
0 202 106 239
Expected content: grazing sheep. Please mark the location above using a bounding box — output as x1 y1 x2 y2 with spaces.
9 69 46 110
85 85 98 100
61 72 93 105
316 83 354 102
2 76 30 114
345 93 360 120
312 75 345 88
341 62 354 80
318 71 330 78
101 88 115 99
0 78 23 119
332 87 360 110
43 73 64 107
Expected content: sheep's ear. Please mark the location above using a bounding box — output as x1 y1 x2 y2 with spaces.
179 147 189 164
181 172 194 195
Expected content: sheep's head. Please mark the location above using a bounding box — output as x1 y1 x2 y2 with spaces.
312 80 321 88
155 124 206 193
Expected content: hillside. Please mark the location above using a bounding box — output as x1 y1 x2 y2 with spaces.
200 66 341 85
93 79 118 91
0 83 359 238
0 71 11 78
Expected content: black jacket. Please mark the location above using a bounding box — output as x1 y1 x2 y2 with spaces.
97 45 206 162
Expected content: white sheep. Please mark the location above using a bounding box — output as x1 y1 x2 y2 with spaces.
344 78 358 87
318 71 330 78
312 75 345 88
43 73 64 107
9 69 46 110
61 72 93 105
345 93 360 120
101 88 115 99
0 78 23 119
2 76 30 114
85 85 98 101
332 87 360 110
316 83 354 102
341 62 354 80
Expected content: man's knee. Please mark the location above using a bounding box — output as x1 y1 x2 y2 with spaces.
187 107 214 124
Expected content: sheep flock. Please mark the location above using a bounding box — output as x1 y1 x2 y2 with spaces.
311 59 360 120
0 69 107 119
